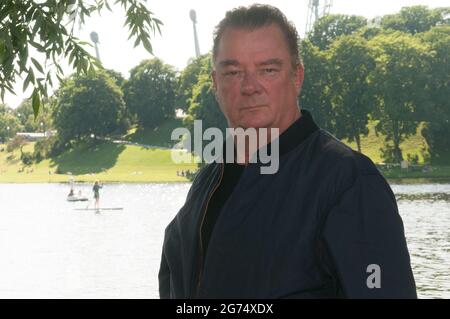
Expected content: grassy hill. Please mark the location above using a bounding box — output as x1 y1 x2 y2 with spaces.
0 118 196 183
0 141 197 183
1 118 449 183
343 121 429 164
121 118 185 148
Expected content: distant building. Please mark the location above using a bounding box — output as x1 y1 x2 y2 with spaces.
16 131 56 141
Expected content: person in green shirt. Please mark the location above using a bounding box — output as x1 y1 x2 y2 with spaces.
93 180 103 210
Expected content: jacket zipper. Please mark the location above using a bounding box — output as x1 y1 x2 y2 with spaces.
195 162 225 297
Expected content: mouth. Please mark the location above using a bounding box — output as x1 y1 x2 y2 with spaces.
241 105 267 111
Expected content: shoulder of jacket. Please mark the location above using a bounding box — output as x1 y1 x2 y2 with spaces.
164 162 220 235
315 130 380 176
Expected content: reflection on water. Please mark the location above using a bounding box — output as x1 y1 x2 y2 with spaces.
392 184 450 299
0 183 449 298
0 183 189 298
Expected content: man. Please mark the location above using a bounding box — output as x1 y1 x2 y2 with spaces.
159 4 416 298
93 180 102 210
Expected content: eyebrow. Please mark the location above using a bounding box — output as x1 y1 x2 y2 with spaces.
218 58 284 68
256 58 283 67
218 59 240 68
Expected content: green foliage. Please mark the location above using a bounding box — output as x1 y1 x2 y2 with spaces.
308 14 367 50
52 70 127 144
379 144 397 163
369 31 432 162
0 0 162 115
176 54 211 111
422 122 450 165
381 5 450 34
183 59 227 136
406 153 419 165
33 135 60 161
20 151 33 165
124 58 177 128
328 35 376 152
6 135 26 153
104 69 126 88
181 57 227 160
0 108 23 143
419 25 450 163
299 40 333 132
13 98 53 132
301 6 447 162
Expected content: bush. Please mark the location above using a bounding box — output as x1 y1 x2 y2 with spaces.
34 151 43 163
6 135 26 153
34 135 67 160
20 152 34 165
406 153 419 165
380 144 397 163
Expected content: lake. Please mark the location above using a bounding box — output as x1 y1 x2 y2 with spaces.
0 182 449 298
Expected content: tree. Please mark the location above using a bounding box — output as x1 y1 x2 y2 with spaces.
0 105 23 143
184 73 227 133
14 98 53 132
176 54 211 112
420 25 450 163
12 99 33 130
124 58 177 128
308 14 367 50
183 62 227 160
0 0 162 116
299 40 334 132
52 70 127 145
104 69 126 88
328 35 376 153
6 135 26 154
381 5 450 35
369 31 431 163
183 59 227 150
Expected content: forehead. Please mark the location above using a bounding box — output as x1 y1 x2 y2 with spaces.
215 24 291 66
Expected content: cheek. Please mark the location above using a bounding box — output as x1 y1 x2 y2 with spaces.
218 85 240 108
261 80 284 102
215 89 235 123
267 79 297 101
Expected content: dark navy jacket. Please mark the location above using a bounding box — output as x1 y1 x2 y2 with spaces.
159 117 417 299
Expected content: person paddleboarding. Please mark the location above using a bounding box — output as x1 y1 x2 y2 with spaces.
93 180 103 211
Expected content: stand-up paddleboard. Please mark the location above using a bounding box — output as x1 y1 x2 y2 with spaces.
74 208 124 211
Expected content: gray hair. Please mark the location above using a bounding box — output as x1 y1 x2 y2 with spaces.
212 4 302 69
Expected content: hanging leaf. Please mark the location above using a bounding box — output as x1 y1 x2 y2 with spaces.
32 89 41 118
31 57 44 74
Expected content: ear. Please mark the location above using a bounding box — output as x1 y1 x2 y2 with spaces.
294 64 304 95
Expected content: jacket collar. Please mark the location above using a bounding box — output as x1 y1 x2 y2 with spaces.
218 109 319 163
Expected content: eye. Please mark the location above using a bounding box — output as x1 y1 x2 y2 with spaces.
223 70 242 77
262 68 279 74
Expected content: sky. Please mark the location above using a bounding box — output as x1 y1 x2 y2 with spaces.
3 0 449 109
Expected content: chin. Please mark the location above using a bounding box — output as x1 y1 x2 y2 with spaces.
239 115 273 129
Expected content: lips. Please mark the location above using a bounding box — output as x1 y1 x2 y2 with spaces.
241 105 267 110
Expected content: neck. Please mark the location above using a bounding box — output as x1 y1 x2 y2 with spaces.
234 108 302 165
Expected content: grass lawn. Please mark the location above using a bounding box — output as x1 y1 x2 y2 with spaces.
1 119 449 183
0 140 197 183
342 121 429 164
121 118 185 148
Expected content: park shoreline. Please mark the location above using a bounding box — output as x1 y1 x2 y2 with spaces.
1 175 450 185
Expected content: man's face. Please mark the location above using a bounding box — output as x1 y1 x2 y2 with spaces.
212 24 304 131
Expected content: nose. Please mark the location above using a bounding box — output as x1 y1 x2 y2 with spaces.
240 71 262 96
